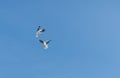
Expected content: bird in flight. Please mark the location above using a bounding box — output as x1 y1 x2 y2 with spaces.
39 40 51 49
36 26 45 38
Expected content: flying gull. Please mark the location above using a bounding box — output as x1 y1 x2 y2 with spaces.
39 40 51 49
36 26 45 38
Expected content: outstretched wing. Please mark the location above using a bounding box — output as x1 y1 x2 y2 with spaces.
37 26 41 31
39 40 44 44
40 29 45 32
46 40 51 44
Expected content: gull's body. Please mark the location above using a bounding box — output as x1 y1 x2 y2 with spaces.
39 40 51 49
36 26 45 38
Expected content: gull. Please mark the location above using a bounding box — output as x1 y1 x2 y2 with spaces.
39 40 51 49
36 26 45 38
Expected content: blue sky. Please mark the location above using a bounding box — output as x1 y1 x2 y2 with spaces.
0 0 120 78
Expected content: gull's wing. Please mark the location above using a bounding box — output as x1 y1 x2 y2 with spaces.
40 29 45 32
39 40 44 44
37 26 41 31
46 40 51 44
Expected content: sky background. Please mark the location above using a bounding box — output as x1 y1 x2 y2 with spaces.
0 0 120 78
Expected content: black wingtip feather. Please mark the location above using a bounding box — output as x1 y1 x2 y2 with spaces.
39 40 44 43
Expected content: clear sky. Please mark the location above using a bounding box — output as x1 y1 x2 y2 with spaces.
0 0 120 78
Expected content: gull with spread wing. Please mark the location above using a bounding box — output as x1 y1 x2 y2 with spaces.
36 26 45 38
39 40 51 49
